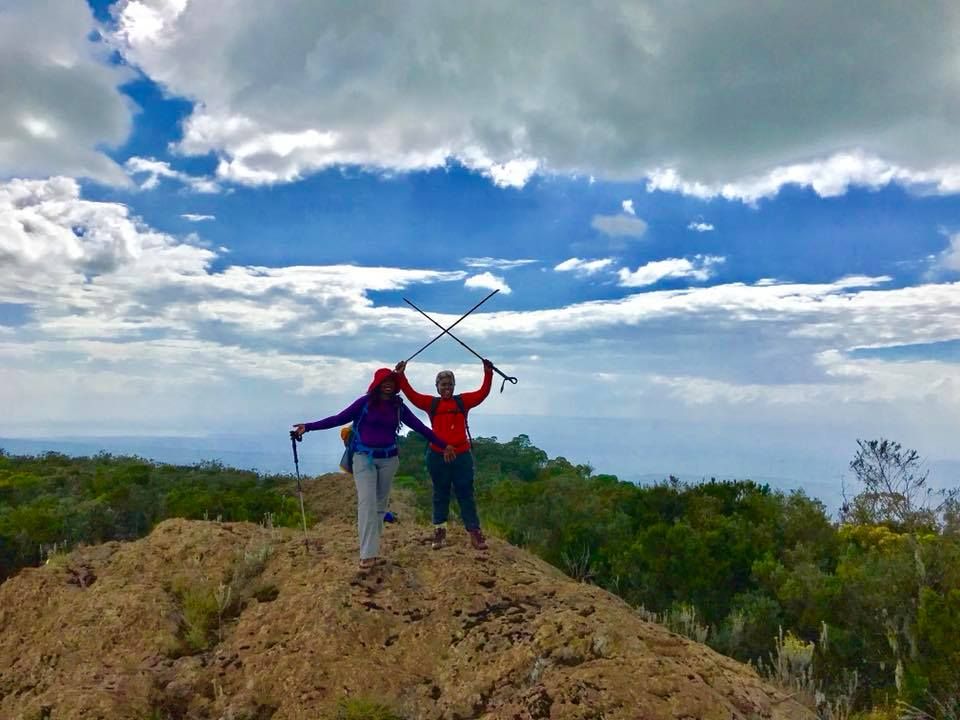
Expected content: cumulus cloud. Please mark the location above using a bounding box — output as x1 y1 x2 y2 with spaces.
618 256 725 287
0 1 134 183
465 272 512 295
0 177 467 345
126 157 221 193
591 213 648 238
688 221 714 233
13 182 952 368
474 274 951 345
7 178 960 462
108 2 960 196
181 213 215 222
554 258 615 276
0 176 213 287
462 257 537 270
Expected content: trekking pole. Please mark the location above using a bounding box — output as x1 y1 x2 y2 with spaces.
405 288 499 363
288 430 310 551
403 298 519 392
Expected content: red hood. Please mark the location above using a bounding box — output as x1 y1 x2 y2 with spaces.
367 368 398 393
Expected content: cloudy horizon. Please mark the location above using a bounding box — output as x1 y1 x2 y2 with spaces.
3 1 960 500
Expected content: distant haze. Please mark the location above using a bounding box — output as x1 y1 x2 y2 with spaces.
5 415 956 515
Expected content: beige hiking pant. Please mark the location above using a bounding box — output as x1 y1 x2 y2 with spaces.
352 454 399 560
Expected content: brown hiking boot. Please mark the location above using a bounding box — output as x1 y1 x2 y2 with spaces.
431 526 447 550
468 529 488 550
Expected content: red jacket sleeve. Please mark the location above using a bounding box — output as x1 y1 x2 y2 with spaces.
460 363 493 410
397 372 433 411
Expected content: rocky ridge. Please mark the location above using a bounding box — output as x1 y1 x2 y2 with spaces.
0 473 814 720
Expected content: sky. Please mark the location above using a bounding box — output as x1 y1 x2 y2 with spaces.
2 0 960 501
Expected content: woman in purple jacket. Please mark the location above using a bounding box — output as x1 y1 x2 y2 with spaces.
293 368 455 570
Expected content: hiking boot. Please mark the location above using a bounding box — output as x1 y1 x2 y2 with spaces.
468 529 488 550
431 526 447 550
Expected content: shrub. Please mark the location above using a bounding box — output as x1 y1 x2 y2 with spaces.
333 697 404 720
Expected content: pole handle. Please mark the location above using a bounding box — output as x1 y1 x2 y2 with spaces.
495 368 519 393
289 431 303 492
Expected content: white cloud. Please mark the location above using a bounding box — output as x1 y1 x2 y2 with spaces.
648 152 960 204
483 158 540 189
554 257 615 276
649 352 960 410
464 272 512 295
0 177 467 343
618 255 725 287
181 213 215 222
494 275 960 370
591 214 648 238
0 1 134 183
14 183 954 373
126 157 221 193
688 221 715 233
0 176 213 288
936 232 960 273
7 177 960 476
462 257 537 270
621 199 635 215
108 2 960 195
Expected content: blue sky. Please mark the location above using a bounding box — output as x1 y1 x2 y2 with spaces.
3 1 960 501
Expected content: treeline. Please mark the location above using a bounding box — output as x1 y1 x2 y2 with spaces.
397 433 960 716
0 450 305 581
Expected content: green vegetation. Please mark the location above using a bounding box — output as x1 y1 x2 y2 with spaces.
0 450 306 581
398 432 960 717
2 435 958 717
168 538 275 655
330 697 405 720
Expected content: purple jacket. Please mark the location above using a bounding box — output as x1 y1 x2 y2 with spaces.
304 395 446 449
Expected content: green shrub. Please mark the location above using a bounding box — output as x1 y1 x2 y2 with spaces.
333 697 404 720
176 584 220 652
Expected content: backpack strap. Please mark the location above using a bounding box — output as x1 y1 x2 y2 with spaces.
347 399 369 448
454 394 473 449
427 395 473 449
350 399 399 455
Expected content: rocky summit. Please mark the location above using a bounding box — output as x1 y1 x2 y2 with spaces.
0 473 813 720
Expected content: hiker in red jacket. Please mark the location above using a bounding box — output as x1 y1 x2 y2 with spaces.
394 358 493 550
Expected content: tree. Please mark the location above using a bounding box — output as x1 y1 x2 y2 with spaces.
844 439 957 530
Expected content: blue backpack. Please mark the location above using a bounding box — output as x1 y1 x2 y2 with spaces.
339 398 403 473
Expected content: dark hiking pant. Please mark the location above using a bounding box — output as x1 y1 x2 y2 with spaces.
426 450 480 531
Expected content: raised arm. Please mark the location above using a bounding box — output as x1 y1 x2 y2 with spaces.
460 359 494 409
294 396 367 435
394 361 433 410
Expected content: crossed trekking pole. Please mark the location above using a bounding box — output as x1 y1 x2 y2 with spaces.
403 288 518 393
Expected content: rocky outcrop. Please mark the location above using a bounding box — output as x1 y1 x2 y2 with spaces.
0 473 813 720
